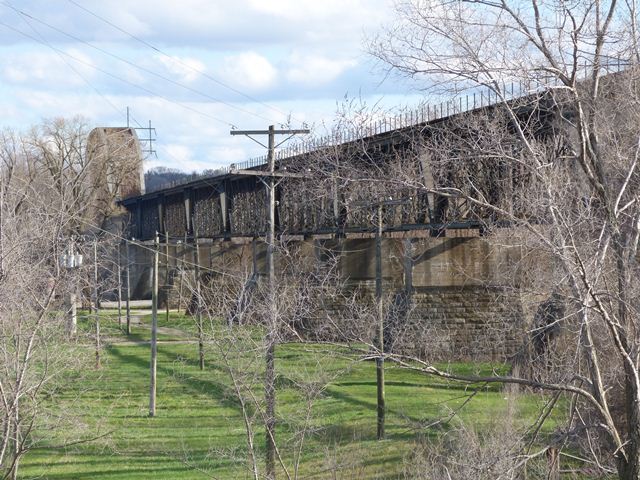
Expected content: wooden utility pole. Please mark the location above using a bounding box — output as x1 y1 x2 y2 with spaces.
93 239 101 369
375 201 385 440
125 240 131 336
61 237 82 337
165 232 170 323
68 289 77 337
117 244 123 328
177 233 187 313
265 126 277 479
230 125 309 480
353 197 408 441
149 232 159 417
193 231 205 370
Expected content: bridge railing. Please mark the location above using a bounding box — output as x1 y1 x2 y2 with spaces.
143 59 629 195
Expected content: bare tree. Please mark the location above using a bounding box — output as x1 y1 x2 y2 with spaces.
189 238 360 480
0 131 93 479
0 117 136 478
354 1 640 477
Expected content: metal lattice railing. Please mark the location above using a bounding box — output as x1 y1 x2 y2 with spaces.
144 60 630 195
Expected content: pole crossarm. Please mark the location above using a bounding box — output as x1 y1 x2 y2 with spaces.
230 128 310 151
230 129 310 136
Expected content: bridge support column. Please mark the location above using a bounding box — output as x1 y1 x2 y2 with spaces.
219 183 229 234
184 192 192 235
157 198 165 234
136 203 143 239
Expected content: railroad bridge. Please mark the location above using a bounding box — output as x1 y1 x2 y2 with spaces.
119 93 552 360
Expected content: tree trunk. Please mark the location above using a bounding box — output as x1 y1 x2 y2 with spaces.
10 398 19 480
619 367 640 480
614 236 640 480
546 448 559 480
619 452 640 479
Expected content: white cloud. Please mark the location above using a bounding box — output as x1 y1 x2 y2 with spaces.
247 0 345 19
161 144 196 170
246 0 386 25
1 48 96 88
0 1 409 176
207 146 248 166
154 54 206 83
285 53 358 86
219 51 277 91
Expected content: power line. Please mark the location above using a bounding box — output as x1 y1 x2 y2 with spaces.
5 19 215 173
1 2 284 171
65 0 300 124
5 4 129 127
3 11 228 170
2 175 241 279
0 19 237 129
8 4 192 170
0 2 313 172
2 1 275 124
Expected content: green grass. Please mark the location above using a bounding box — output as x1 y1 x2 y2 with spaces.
19 310 562 479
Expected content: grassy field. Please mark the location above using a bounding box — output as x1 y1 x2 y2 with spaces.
18 310 560 479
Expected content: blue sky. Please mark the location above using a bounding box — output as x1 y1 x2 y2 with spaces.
0 0 425 172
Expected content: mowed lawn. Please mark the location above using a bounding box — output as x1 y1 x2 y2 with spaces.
19 310 558 479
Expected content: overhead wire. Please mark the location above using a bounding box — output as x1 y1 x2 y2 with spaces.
2 1 275 124
0 5 250 195
2 174 245 279
0 2 297 173
0 1 321 176
6 3 196 171
0 19 237 129
4 3 129 127
64 0 303 125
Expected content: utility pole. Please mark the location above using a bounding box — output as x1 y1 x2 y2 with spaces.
375 201 385 440
165 232 170 324
117 244 123 328
93 239 101 369
149 232 159 417
69 287 78 337
177 233 187 313
60 237 82 337
230 125 309 480
125 239 132 336
193 231 205 370
353 197 408 441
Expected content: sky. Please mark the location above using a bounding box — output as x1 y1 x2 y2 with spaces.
0 0 425 172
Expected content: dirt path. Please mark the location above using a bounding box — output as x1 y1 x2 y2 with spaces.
105 309 195 346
